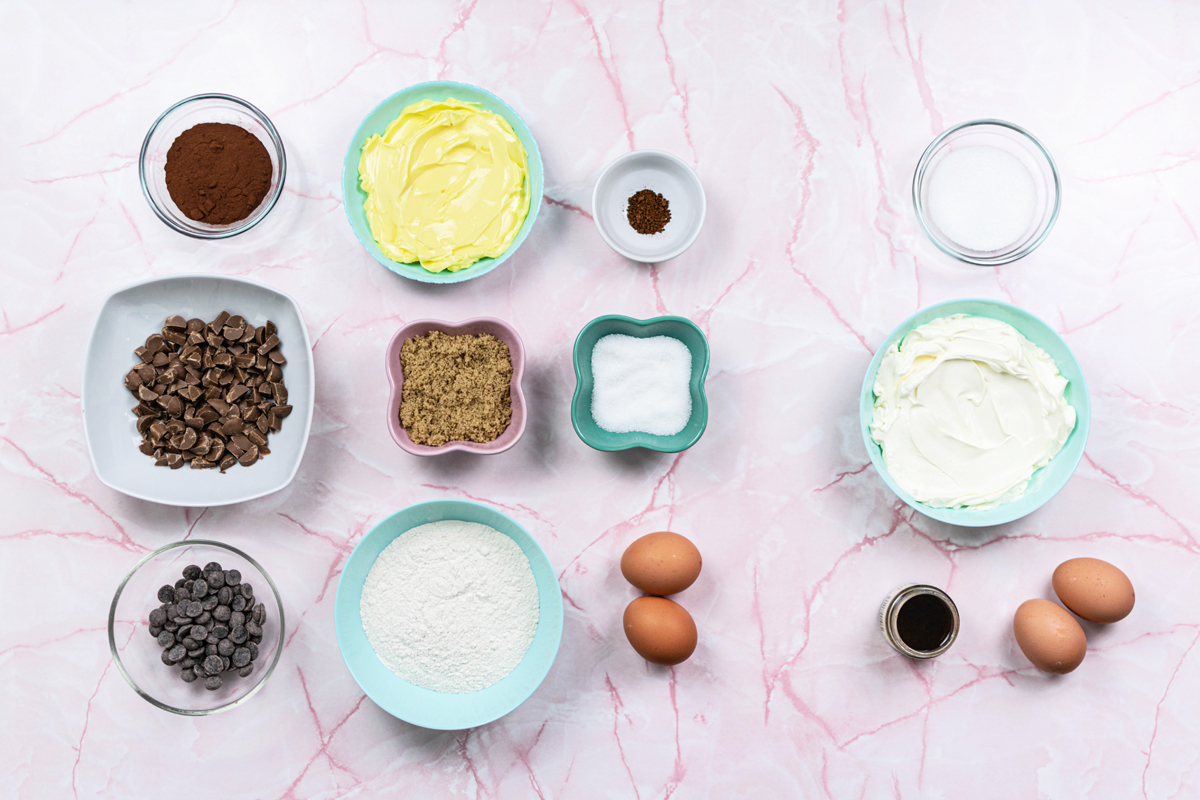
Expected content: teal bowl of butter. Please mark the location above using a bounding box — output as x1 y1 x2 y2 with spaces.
571 315 710 453
859 298 1090 527
341 81 544 285
334 500 563 729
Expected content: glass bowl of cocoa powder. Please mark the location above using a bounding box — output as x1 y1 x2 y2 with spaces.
140 94 286 239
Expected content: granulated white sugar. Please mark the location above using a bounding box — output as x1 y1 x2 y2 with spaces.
926 145 1037 252
359 520 539 694
590 333 692 436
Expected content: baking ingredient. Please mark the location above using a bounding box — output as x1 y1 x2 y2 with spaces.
358 98 530 273
627 189 671 235
879 585 959 659
1053 558 1135 624
621 532 702 596
1013 599 1086 674
125 312 292 472
926 145 1037 251
399 330 513 446
165 123 273 225
896 593 956 652
360 520 539 693
870 314 1076 509
591 334 692 436
623 596 697 666
149 560 266 689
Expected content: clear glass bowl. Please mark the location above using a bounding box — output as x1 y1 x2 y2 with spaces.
912 119 1060 266
139 94 286 239
108 540 284 715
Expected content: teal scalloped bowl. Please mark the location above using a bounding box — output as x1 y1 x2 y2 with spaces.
859 298 1090 527
341 81 544 284
334 500 563 730
571 315 710 452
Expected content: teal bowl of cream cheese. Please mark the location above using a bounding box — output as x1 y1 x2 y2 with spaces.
334 499 563 729
859 298 1090 527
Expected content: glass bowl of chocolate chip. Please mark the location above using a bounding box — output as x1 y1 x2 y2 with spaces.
108 541 284 715
139 93 287 238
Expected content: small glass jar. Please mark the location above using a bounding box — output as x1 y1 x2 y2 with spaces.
880 584 960 659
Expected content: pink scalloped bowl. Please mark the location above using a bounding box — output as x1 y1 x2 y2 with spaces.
385 318 527 456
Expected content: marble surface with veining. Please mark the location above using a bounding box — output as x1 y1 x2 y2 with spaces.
3 1 1200 798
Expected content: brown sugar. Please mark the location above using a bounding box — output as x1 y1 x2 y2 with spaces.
399 331 513 446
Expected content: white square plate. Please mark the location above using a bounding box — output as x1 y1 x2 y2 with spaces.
82 275 314 507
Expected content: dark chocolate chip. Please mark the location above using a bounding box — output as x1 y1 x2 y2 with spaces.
245 620 262 638
238 663 254 678
252 603 265 625
185 601 202 618
247 642 259 661
240 583 254 599
204 561 222 573
217 638 235 657
149 607 167 627
167 644 186 663
191 579 208 598
161 649 175 666
225 569 241 586
230 626 247 645
204 675 223 691
157 585 176 603
157 631 175 648
214 605 231 622
207 570 226 589
217 586 233 605
181 667 198 683
212 625 229 640
201 594 219 611
205 643 218 656
183 564 202 580
232 647 251 668
231 596 246 613
203 655 223 675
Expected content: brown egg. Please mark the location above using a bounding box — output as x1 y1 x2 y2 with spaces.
620 532 702 596
623 596 698 666
1013 599 1087 674
1052 557 1135 624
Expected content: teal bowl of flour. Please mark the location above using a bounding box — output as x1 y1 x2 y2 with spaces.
334 500 563 730
859 298 1090 527
341 81 544 285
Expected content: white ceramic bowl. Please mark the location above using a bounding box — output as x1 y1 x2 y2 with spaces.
592 150 705 263
82 275 314 507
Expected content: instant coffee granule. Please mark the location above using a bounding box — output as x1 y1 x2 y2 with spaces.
626 189 671 235
165 123 273 225
399 331 513 446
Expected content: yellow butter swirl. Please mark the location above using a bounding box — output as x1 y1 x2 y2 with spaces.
358 98 530 273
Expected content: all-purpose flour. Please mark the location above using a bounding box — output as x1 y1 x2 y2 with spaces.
360 520 539 694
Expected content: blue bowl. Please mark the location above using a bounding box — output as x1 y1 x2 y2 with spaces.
859 299 1090 527
334 500 563 729
341 81 544 284
571 315 710 452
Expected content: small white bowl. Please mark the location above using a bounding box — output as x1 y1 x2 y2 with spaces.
592 150 705 263
82 275 314 507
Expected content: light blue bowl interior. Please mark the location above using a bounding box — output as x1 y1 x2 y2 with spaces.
859 298 1090 527
334 500 563 730
341 81 545 284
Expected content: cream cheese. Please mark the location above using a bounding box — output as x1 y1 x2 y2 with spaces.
870 314 1076 509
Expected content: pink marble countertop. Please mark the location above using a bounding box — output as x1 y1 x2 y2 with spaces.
3 2 1200 797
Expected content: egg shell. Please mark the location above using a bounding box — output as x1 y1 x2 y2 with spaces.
1052 557 1135 624
623 596 697 666
1013 599 1087 674
620 532 702 596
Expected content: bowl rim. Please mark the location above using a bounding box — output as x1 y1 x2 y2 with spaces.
591 149 707 263
858 298 1091 527
107 539 286 716
138 93 287 240
333 499 564 729
81 272 315 507
912 118 1061 267
341 80 544 284
570 314 710 452
384 317 528 456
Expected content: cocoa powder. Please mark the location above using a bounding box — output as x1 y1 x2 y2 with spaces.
165 123 272 225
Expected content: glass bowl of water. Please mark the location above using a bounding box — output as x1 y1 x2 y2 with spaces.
913 119 1060 266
